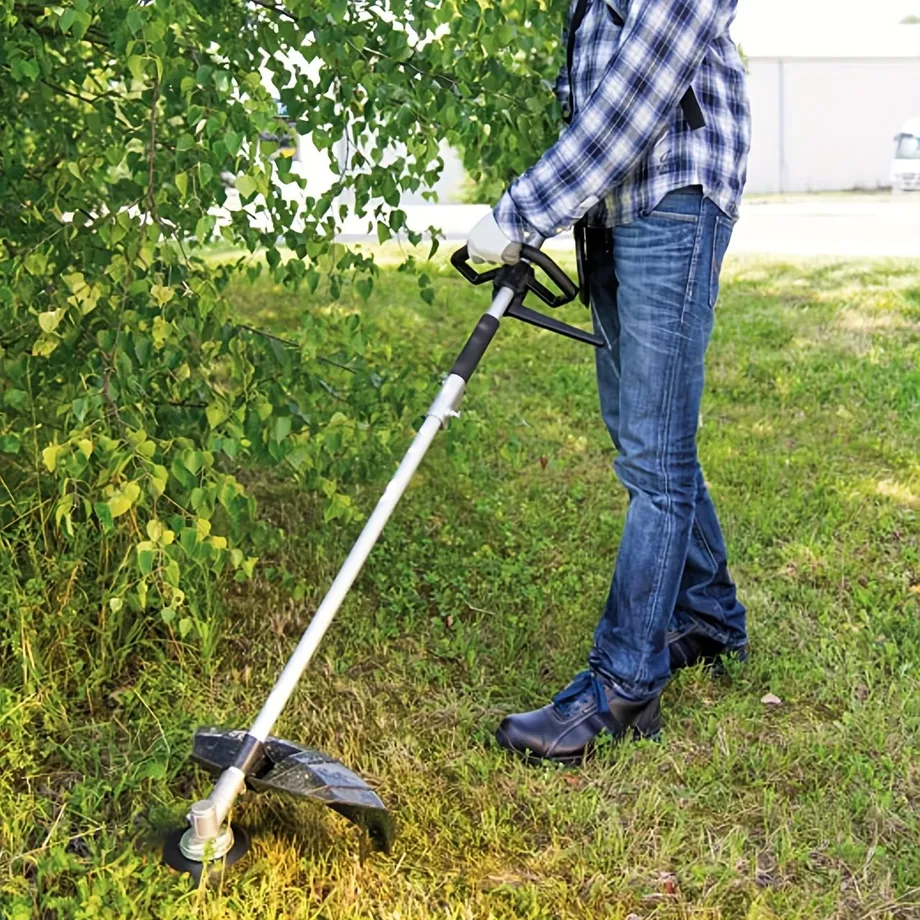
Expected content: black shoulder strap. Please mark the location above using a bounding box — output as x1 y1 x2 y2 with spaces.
565 0 705 131
565 0 590 124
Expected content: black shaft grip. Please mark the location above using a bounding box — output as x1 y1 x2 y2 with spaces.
450 314 500 382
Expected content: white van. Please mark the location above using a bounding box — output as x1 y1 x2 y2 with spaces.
891 117 920 192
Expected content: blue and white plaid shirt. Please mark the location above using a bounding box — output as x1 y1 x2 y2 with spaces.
494 0 751 239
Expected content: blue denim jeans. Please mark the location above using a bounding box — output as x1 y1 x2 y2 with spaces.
586 186 748 700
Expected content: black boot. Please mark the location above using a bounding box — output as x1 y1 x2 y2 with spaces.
495 670 661 765
668 628 748 675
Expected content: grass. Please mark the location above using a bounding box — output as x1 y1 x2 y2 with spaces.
2 251 920 919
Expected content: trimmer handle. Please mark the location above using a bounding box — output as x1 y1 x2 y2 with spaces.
450 244 579 309
450 244 602 349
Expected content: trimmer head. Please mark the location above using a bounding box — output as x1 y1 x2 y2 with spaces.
191 727 395 854
162 824 250 883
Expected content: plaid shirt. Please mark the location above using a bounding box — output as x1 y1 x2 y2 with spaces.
494 0 751 239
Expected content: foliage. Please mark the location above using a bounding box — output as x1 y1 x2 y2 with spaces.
0 0 566 626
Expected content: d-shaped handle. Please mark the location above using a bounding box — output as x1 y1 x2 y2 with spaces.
450 245 579 309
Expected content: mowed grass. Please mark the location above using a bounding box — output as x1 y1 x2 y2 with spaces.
2 251 920 919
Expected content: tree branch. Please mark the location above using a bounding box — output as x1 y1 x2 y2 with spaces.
42 80 114 106
247 0 297 22
237 324 357 373
147 75 160 222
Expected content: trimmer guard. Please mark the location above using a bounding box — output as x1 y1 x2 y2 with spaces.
192 727 394 853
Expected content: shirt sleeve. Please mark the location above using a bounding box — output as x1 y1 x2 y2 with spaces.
494 0 721 241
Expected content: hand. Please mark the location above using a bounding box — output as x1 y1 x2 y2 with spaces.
466 211 522 265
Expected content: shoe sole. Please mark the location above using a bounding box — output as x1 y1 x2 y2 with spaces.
494 725 661 766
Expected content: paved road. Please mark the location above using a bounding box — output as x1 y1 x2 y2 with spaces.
336 195 920 259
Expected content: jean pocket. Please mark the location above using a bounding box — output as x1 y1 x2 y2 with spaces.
649 209 699 224
709 215 734 308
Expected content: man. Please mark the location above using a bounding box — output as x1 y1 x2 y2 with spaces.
466 0 751 762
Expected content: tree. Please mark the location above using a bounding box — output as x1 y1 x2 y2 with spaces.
0 0 566 630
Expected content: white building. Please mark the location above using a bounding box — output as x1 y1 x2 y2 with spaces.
744 26 920 193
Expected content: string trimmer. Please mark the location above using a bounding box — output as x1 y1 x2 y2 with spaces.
162 241 602 881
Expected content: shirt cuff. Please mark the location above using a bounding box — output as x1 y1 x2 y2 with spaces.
492 192 542 245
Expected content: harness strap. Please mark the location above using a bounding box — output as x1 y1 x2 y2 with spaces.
565 0 706 130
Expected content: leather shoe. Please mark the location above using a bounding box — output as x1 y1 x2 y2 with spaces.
495 670 661 764
669 629 748 675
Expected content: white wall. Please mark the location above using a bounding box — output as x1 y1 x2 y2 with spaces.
747 57 920 193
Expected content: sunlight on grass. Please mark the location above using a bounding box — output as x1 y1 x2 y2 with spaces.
874 478 920 510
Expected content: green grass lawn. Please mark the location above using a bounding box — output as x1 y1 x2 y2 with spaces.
2 252 920 919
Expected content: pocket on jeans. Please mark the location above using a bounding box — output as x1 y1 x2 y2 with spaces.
648 209 699 224
709 215 734 308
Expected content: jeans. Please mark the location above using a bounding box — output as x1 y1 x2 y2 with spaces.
586 186 748 701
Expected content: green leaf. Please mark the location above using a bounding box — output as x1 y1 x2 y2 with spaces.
224 130 242 157
150 464 169 497
55 493 74 528
178 617 193 639
206 403 229 429
108 481 141 518
42 444 62 472
24 252 47 275
234 174 257 198
271 415 291 443
126 8 143 34
127 54 145 81
94 501 114 531
109 597 124 613
152 315 171 349
356 277 373 300
0 434 20 454
150 284 173 306
69 10 91 40
38 309 65 334
32 335 60 358
195 215 215 242
163 557 181 588
59 8 77 32
147 519 165 543
4 389 28 411
142 19 166 42
180 449 204 475
137 541 156 575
